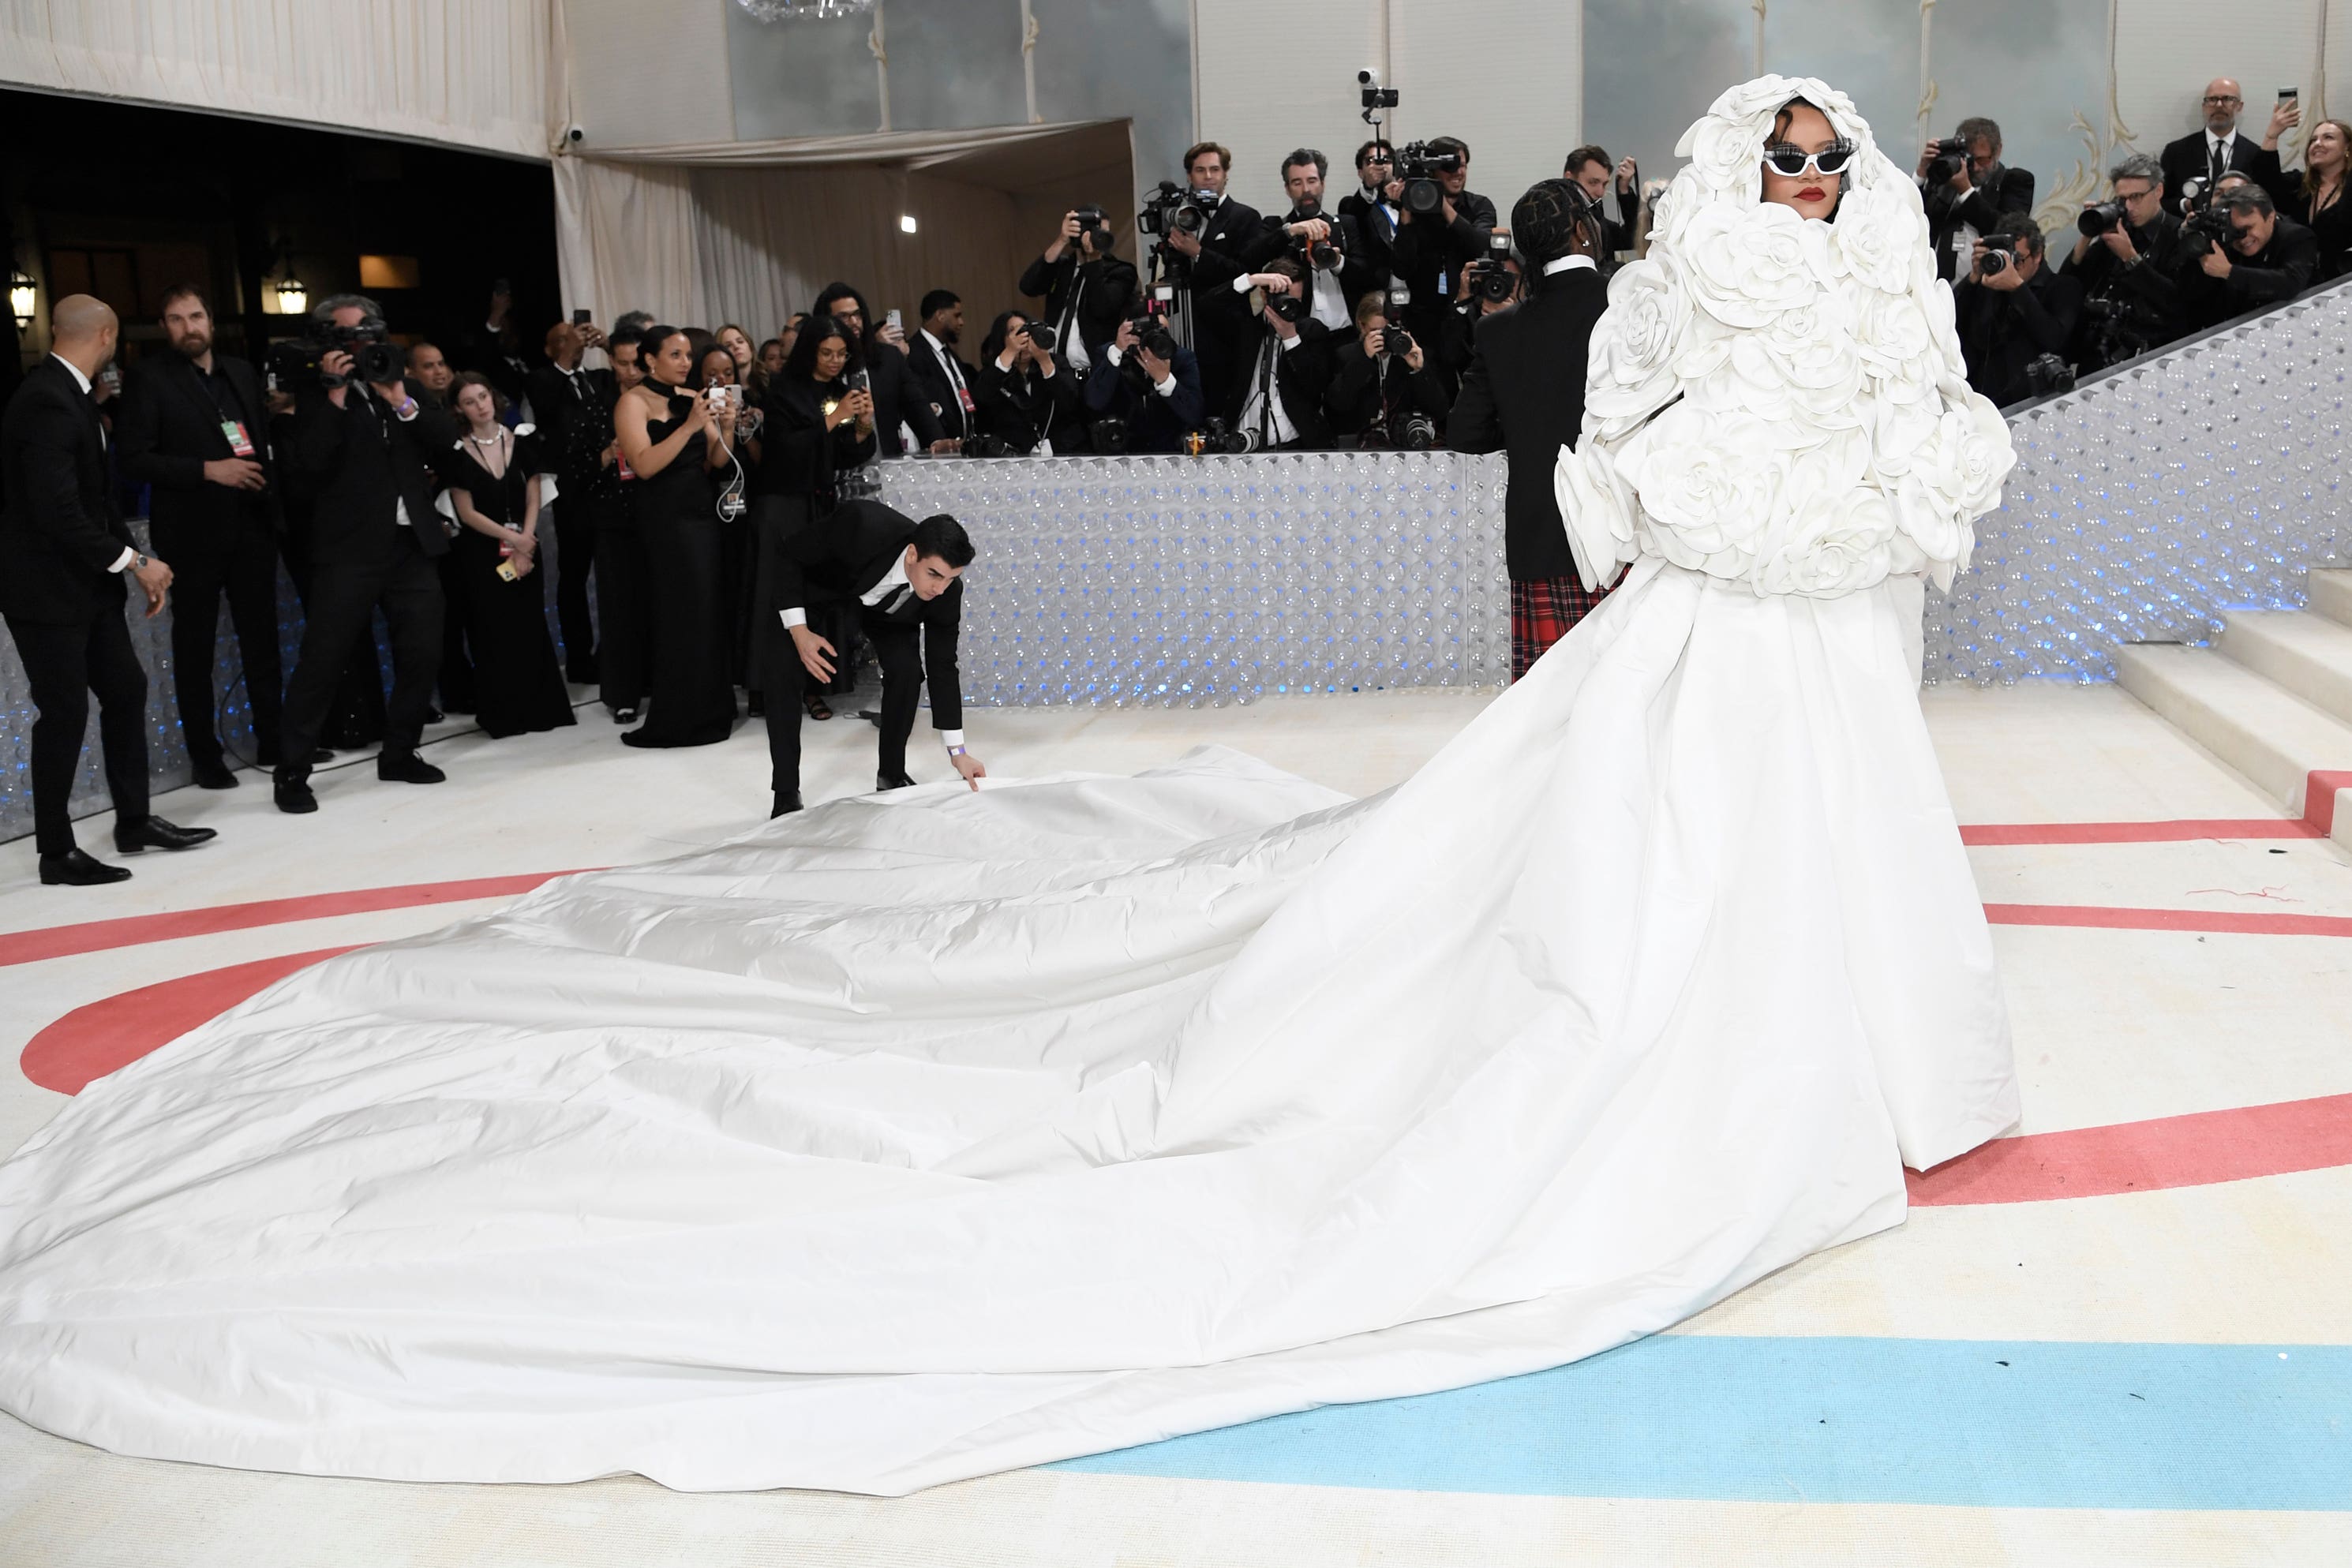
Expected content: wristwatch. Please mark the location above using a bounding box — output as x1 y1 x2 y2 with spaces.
133 552 150 570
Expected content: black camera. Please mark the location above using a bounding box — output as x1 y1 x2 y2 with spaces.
1263 286 1310 324
1090 416 1130 455
2024 352 2075 398
1461 234 1519 310
2180 206 2238 257
1360 407 1436 451
268 318 403 391
1139 181 1211 245
958 433 1011 458
1395 140 1462 217
1185 417 1253 455
1287 202 1343 273
1924 135 1972 186
1072 204 1110 250
1117 305 1181 395
1016 319 1059 353
1977 246 2011 276
2077 199 2129 236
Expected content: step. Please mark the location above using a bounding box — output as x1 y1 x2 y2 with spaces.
2308 568 2352 630
2216 610 2352 730
2112 642 2352 824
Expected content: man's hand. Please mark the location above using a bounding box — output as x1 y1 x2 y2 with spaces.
369 379 410 410
600 440 620 469
1137 343 1173 385
789 623 837 683
2201 245 2235 278
950 751 987 791
131 556 172 617
875 320 908 350
1613 155 1638 193
1981 261 2024 292
320 348 354 407
1949 160 1974 193
576 323 606 350
1047 210 1082 263
203 457 266 491
1287 218 1331 243
1403 339 1426 372
1362 325 1387 357
1167 228 1203 258
930 437 962 455
1439 196 1459 226
1114 318 1141 353
2099 225 2140 263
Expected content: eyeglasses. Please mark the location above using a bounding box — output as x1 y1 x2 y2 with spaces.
1760 140 1856 178
2204 95 2242 105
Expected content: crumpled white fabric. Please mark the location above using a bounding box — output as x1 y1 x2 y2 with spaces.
1558 74 2017 598
0 548 2017 1494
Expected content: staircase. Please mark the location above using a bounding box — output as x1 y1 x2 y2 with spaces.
2113 570 2352 846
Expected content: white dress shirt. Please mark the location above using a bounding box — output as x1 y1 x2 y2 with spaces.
921 328 972 427
2208 129 2234 179
55 354 137 574
779 550 964 750
1234 330 1305 448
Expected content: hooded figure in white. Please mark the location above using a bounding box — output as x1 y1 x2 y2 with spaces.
0 77 2021 1499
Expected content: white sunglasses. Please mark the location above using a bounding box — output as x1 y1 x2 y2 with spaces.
1760 140 1857 178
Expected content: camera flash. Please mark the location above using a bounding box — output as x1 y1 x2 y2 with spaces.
899 214 919 234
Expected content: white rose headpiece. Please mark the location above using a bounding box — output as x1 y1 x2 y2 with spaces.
1556 73 2017 598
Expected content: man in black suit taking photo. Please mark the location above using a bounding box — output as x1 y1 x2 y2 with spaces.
116 283 288 790
1447 181 1615 679
1918 116 2037 283
762 501 984 818
1 294 216 884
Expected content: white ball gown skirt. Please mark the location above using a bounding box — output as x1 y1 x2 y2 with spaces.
0 556 2018 1494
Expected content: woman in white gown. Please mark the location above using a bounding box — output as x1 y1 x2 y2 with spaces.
0 77 2019 1495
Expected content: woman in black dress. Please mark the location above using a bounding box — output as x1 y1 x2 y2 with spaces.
436 373 576 739
691 342 762 695
613 326 740 749
749 315 876 722
2279 119 2352 283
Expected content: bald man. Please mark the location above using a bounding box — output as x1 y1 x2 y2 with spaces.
2161 77 2285 211
0 294 217 883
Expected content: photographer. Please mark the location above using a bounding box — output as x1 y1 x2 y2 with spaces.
1159 142 1265 412
1225 259 1339 451
1326 290 1448 448
1082 309 1204 454
2062 152 2188 372
1390 137 1497 373
1953 226 2082 407
1018 207 1140 372
1436 234 1523 382
812 281 953 456
1337 140 1402 289
274 293 459 813
976 311 1088 455
1564 144 1639 256
1919 117 2037 283
1242 149 1381 331
2181 183 2320 331
1446 181 1612 675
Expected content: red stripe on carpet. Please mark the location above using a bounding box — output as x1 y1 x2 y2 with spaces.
0 870 594 967
1983 902 2352 937
1910 1092 2352 1205
1961 820 2320 845
21 945 364 1095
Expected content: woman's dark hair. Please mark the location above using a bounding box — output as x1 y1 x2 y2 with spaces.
782 312 863 384
448 370 508 420
979 309 1031 366
638 326 689 387
689 342 736 390
1770 96 1823 143
912 513 975 568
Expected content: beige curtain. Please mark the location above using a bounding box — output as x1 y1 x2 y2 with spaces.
0 0 552 160
552 155 706 331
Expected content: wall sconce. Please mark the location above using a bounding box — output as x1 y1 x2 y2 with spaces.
8 267 33 329
899 214 919 234
274 275 308 316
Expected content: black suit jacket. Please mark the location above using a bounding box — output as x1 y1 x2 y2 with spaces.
1082 345 1208 453
863 340 946 455
976 354 1088 454
1954 264 2084 406
1242 208 1384 323
770 498 964 729
1017 251 1141 359
2179 213 2321 330
1324 336 1449 443
287 380 456 561
525 361 616 497
1224 318 1338 448
1182 195 1266 369
1446 265 1612 581
115 350 277 543
1925 164 2038 281
0 357 139 625
904 334 982 442
2161 129 2280 211
1335 188 1403 289
1392 188 1500 312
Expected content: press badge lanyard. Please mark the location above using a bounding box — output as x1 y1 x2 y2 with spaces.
197 366 257 458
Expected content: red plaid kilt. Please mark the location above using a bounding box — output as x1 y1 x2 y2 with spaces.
1510 574 1609 680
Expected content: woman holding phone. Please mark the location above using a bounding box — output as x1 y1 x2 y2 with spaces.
612 325 739 748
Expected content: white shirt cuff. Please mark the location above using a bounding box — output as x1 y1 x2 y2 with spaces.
1104 344 1124 367
394 399 418 421
940 729 966 749
780 608 807 630
108 545 137 572
1277 335 1302 351
1230 274 1257 294
1152 372 1177 396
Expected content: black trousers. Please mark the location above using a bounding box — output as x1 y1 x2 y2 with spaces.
594 512 651 711
759 604 928 798
3 605 152 855
280 509 386 746
549 495 599 679
278 530 444 776
434 547 476 714
152 518 282 767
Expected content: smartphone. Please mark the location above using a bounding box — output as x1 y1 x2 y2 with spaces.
572 309 592 327
885 309 903 334
2281 86 2300 100
847 368 872 395
496 559 519 582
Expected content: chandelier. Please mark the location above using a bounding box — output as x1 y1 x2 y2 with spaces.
736 0 876 19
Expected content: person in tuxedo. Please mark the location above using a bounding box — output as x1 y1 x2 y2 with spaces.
974 311 1088 455
904 290 980 446
760 502 983 816
1223 260 1339 451
1445 181 1614 678
2162 80 2286 212
1162 142 1264 413
408 339 473 717
0 294 215 883
526 320 613 683
1336 140 1403 295
1325 291 1449 447
812 282 952 457
114 283 287 789
1918 116 2037 283
590 327 650 721
1564 145 1641 257
1241 150 1381 336
1390 137 1498 369
272 294 459 814
1017 210 1140 376
1081 316 1206 454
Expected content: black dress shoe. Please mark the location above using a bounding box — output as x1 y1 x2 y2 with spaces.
747 693 766 718
274 775 318 814
39 847 132 885
876 770 918 791
771 791 803 818
114 815 220 854
378 752 448 784
191 757 239 790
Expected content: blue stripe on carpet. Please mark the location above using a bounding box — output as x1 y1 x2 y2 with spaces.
1050 1335 2352 1510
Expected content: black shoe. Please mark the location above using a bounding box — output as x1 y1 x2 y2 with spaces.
876 770 917 791
771 791 803 818
423 706 446 724
611 705 639 724
39 847 132 885
274 774 318 814
747 693 766 718
191 756 239 790
378 752 448 784
114 815 219 854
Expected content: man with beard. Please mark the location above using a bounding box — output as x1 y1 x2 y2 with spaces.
115 283 287 788
811 282 954 457
904 290 980 446
1242 148 1380 334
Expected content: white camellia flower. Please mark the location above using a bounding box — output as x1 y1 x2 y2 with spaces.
1826 181 1928 295
1555 439 1641 592
1853 290 1934 381
1586 257 1691 440
1615 402 1788 571
1680 203 1835 329
1755 485 1900 597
